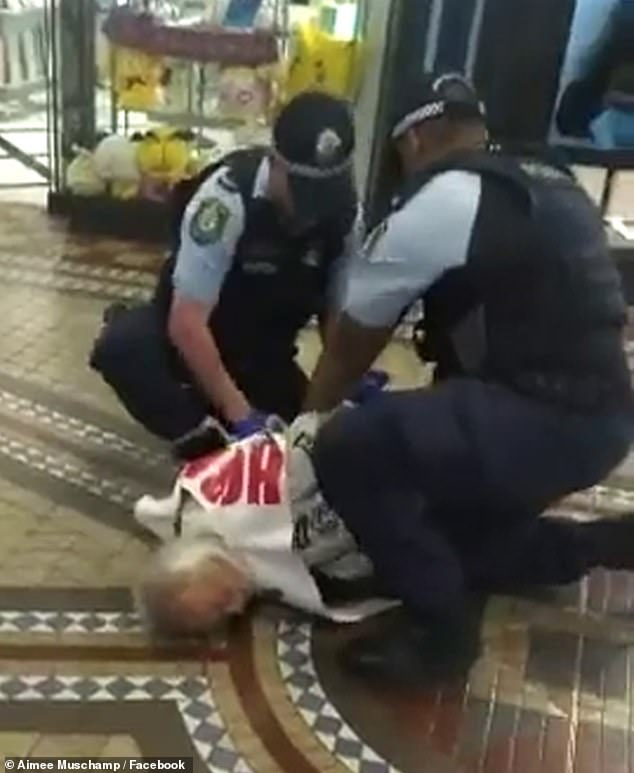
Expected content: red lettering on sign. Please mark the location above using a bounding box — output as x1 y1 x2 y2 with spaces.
247 440 283 505
181 451 222 480
200 449 245 505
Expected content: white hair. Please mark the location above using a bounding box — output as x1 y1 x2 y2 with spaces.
135 537 245 637
155 536 232 575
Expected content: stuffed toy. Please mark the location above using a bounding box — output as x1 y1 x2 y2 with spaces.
68 129 204 202
66 146 107 197
93 134 142 200
217 65 272 123
134 126 199 201
113 45 166 112
280 17 362 103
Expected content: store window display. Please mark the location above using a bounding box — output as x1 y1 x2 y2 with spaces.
53 0 366 238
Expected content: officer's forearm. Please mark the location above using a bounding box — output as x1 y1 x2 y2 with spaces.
168 309 250 424
305 316 391 411
305 351 353 412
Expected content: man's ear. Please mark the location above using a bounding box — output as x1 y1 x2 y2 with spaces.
403 126 423 156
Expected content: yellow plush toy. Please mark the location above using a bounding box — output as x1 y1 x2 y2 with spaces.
135 127 200 201
113 46 166 112
282 19 361 102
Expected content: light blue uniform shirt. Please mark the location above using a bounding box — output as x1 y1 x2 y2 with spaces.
173 158 363 310
341 171 482 328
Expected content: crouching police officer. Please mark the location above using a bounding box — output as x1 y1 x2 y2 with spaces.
91 92 362 459
305 73 634 685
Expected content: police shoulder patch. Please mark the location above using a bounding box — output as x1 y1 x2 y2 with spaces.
189 197 231 245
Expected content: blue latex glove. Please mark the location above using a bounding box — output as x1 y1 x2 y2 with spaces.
231 410 270 440
348 369 390 405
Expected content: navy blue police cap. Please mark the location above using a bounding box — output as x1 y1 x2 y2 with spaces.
390 72 486 141
273 91 357 222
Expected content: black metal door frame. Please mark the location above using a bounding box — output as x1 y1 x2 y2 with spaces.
46 0 97 196
364 0 438 226
364 0 579 224
364 0 634 301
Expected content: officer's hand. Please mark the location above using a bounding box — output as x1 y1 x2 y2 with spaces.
231 411 284 440
347 369 390 406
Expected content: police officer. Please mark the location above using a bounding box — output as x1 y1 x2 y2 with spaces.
304 73 634 684
91 92 363 459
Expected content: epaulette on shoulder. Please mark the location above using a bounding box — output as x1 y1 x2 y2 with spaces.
216 169 240 195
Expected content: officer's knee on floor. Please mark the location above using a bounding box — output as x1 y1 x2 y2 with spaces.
90 321 123 374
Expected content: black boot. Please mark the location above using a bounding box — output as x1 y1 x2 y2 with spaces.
340 602 484 688
102 301 130 325
579 514 634 570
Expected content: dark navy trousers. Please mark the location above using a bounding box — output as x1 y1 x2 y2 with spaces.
90 303 307 439
313 379 632 622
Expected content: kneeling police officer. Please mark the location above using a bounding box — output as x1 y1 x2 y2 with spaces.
306 73 634 684
91 92 362 459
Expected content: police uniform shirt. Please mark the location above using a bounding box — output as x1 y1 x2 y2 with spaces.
172 157 364 311
341 171 482 328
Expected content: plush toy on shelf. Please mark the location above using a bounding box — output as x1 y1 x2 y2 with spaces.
281 16 361 103
93 134 142 200
217 65 273 123
112 46 167 112
134 126 201 201
66 146 107 197
65 126 210 202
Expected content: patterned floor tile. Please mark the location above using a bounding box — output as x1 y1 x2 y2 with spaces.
0 674 247 772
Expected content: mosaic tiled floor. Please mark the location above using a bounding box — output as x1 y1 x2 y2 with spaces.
0 200 634 772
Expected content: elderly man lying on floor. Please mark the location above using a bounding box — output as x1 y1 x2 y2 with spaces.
135 413 397 630
135 412 634 684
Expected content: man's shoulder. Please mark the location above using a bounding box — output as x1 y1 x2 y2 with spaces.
182 165 248 248
413 169 482 200
396 170 482 230
192 164 245 207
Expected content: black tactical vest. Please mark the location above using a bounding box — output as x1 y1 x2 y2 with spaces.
154 148 356 370
398 150 632 410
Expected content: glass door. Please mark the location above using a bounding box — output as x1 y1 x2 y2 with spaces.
0 0 50 196
45 0 374 238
